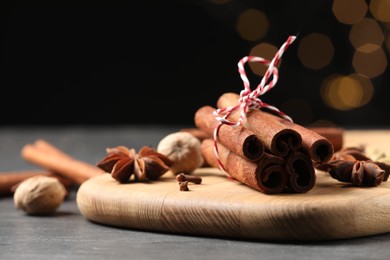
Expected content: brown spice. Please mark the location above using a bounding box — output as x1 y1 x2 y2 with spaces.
179 181 189 191
97 146 173 183
285 151 316 193
307 126 344 152
315 146 390 187
179 128 210 142
217 92 302 157
0 170 73 197
327 159 385 187
201 138 288 194
21 139 104 185
217 92 334 163
195 105 265 161
176 173 202 184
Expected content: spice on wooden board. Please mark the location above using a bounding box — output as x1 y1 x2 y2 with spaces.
178 181 189 191
97 146 173 183
315 146 390 187
195 105 265 161
217 92 302 157
201 139 288 194
176 173 202 184
218 92 334 163
285 151 316 193
157 132 204 175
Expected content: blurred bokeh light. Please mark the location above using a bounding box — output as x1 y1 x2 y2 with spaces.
352 47 387 78
249 43 278 76
332 0 367 24
298 33 334 69
321 74 374 110
370 0 390 22
349 18 384 52
236 9 269 42
1 1 390 127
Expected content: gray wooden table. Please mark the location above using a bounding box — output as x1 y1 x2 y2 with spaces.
1 126 390 260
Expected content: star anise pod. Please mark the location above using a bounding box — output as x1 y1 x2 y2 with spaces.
327 159 385 187
97 146 173 183
314 145 390 187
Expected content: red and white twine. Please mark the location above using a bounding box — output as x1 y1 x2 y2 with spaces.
213 35 297 174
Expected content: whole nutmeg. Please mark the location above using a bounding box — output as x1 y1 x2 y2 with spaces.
14 175 67 215
157 131 204 175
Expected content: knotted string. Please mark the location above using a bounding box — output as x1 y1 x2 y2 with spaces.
213 35 297 174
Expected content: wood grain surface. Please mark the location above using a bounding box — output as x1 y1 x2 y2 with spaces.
76 130 390 241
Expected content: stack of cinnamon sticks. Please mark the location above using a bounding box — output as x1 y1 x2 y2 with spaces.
192 92 340 194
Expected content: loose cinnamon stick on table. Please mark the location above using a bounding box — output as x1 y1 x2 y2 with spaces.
284 151 316 193
0 170 73 197
217 92 302 157
21 139 104 185
195 105 265 161
201 139 288 194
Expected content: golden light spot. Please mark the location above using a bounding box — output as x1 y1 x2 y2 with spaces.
236 9 269 42
352 47 387 78
208 0 231 4
280 98 313 125
349 18 384 52
249 43 278 76
298 33 334 70
321 74 374 110
333 0 368 24
370 0 390 22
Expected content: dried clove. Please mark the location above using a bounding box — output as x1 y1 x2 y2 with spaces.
179 181 189 191
176 173 202 184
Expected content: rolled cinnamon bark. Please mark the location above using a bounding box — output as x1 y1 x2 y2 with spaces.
262 113 334 163
195 105 265 161
217 92 302 157
201 139 288 194
285 151 316 193
0 170 73 197
307 127 344 152
179 128 210 142
21 139 104 185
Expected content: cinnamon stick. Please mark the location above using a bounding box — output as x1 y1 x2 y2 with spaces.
307 127 344 152
285 151 316 193
21 139 104 185
217 92 302 157
218 92 333 163
179 128 210 142
261 113 334 163
201 139 288 194
195 105 265 161
0 170 73 197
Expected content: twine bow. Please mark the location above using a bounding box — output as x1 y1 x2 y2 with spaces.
213 35 297 173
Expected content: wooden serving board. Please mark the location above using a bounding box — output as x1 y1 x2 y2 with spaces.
76 130 390 241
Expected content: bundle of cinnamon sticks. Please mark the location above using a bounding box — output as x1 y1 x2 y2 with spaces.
192 92 343 194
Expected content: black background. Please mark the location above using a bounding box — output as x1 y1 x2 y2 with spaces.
1 1 389 127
